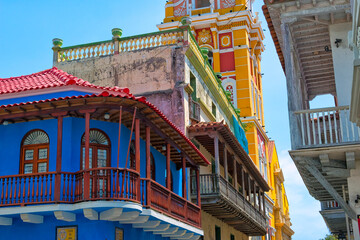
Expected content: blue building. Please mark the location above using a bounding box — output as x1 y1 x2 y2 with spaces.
0 67 209 240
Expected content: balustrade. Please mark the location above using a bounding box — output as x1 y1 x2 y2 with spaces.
191 174 267 227
294 106 360 148
56 29 184 63
321 200 341 210
144 179 201 227
0 169 200 228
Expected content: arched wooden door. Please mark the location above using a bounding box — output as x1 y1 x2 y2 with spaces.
81 129 111 198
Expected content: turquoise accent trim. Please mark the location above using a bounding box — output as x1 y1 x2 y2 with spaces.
232 115 249 154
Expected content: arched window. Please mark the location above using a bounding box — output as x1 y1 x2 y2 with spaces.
81 129 110 169
150 153 156 180
21 130 49 174
207 50 213 67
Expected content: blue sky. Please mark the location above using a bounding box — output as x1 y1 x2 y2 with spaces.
0 0 330 239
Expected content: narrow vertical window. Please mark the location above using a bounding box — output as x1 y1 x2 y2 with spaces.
21 130 49 174
215 225 221 240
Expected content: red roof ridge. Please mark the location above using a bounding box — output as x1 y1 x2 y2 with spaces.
0 67 134 98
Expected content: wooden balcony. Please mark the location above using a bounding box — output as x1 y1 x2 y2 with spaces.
293 106 360 149
190 174 267 236
0 168 201 228
320 201 347 234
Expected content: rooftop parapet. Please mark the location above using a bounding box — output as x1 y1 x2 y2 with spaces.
52 27 247 143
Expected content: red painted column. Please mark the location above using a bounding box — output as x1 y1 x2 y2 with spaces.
52 111 67 202
146 126 151 206
79 109 95 200
166 143 171 190
182 156 187 200
135 118 141 201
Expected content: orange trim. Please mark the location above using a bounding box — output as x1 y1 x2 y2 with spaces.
262 4 285 73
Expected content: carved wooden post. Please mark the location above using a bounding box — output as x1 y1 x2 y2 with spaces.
195 168 201 208
80 109 96 200
252 180 256 207
241 166 246 196
214 136 220 176
233 157 238 190
182 156 187 200
166 143 171 189
135 118 141 201
146 126 151 206
224 145 228 182
52 111 67 202
248 175 252 202
257 185 261 211
262 191 266 215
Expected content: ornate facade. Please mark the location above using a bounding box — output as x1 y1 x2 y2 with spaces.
158 1 294 239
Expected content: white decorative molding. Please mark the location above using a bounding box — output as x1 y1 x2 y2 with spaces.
20 214 43 224
116 211 140 222
172 232 194 239
0 217 12 226
163 229 187 237
133 220 161 229
144 224 170 232
120 215 149 224
100 208 123 221
54 211 76 222
83 209 98 220
154 227 179 235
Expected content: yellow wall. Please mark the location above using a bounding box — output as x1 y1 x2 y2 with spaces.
158 1 294 239
201 210 249 240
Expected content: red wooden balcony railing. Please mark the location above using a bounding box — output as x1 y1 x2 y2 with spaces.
141 179 201 227
0 168 200 228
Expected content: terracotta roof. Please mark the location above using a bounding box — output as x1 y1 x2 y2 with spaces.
188 121 270 190
0 67 130 95
262 4 285 73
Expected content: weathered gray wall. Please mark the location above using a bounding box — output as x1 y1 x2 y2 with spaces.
56 46 187 132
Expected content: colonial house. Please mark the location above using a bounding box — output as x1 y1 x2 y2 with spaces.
0 67 209 240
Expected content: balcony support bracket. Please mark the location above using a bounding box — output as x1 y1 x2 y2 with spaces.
0 216 12 225
304 162 357 220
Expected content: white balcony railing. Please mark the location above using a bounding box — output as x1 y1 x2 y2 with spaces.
294 106 360 148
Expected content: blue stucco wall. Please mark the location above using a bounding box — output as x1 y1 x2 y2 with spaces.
0 117 183 196
0 214 172 240
0 90 93 106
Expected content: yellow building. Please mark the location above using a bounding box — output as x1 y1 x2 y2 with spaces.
268 141 294 240
158 1 294 239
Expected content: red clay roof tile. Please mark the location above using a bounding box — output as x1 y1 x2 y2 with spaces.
0 67 131 96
